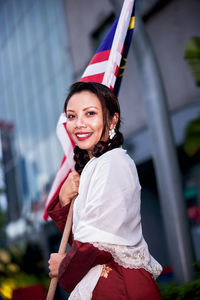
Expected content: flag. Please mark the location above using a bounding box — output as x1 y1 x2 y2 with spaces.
43 0 135 220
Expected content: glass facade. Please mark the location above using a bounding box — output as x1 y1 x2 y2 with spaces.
0 0 73 220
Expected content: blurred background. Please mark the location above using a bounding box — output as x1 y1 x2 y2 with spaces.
0 0 200 299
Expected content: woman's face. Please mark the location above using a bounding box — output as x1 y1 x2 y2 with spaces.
66 91 109 158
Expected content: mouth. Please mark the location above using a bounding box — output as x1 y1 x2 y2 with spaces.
75 132 93 141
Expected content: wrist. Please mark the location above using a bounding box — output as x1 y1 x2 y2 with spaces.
59 195 71 207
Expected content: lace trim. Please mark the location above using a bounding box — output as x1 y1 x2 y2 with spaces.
92 242 162 280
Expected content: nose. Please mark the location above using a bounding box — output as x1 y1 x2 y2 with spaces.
75 115 86 128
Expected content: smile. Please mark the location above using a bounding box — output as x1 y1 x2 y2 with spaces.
75 133 93 141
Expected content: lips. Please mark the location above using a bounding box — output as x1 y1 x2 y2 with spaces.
75 132 93 141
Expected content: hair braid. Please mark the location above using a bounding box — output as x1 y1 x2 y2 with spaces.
74 130 124 174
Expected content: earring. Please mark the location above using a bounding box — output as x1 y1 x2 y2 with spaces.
109 127 116 139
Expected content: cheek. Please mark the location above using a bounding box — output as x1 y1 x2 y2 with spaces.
93 120 104 136
66 122 74 136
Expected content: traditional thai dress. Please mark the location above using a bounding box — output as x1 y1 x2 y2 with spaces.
48 148 163 299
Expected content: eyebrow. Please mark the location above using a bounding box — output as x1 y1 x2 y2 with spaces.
66 106 99 112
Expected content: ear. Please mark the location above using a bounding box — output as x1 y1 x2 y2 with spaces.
110 113 119 129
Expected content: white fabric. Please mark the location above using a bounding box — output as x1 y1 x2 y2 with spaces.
72 148 162 280
69 265 103 300
73 148 142 246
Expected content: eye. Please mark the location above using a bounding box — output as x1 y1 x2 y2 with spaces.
67 114 75 120
87 111 96 116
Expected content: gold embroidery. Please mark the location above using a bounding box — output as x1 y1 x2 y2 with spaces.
100 264 112 278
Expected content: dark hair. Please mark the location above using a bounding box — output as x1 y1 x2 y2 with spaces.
64 82 124 174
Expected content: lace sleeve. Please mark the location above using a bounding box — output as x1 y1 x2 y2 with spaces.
92 242 162 279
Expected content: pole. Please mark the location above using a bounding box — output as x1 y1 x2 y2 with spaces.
110 0 195 284
133 16 194 284
46 198 75 300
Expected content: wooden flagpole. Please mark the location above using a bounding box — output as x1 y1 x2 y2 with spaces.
46 198 75 300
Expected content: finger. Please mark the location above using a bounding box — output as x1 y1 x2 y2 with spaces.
72 170 79 176
72 171 80 179
71 171 78 177
74 175 80 181
73 178 79 183
73 185 79 192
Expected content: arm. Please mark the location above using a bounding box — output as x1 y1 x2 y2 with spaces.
47 170 80 242
47 196 70 233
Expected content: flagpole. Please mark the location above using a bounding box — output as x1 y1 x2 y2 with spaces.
132 15 195 284
45 1 135 297
46 198 75 300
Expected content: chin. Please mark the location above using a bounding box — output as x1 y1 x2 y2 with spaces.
76 143 93 151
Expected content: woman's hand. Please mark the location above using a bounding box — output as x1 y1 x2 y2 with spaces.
59 171 80 207
48 253 66 278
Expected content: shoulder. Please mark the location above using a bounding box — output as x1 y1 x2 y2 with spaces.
97 148 136 172
88 148 141 195
81 148 140 188
94 148 140 184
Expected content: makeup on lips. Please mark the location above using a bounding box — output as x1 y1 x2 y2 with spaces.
75 132 93 141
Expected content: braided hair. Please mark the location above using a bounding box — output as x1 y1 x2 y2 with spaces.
64 82 124 174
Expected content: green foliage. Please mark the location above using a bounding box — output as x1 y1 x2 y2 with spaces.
183 116 200 156
160 278 200 300
0 209 6 227
184 36 200 87
0 210 6 242
159 264 200 300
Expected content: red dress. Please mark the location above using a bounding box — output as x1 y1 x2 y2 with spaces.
48 198 162 300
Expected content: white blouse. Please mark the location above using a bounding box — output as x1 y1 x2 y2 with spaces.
72 148 162 279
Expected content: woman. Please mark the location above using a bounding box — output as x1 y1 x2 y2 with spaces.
48 82 163 299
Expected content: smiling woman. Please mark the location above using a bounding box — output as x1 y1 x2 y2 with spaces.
64 82 124 172
66 91 107 157
47 82 162 300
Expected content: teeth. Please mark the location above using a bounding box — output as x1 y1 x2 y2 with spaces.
77 133 92 138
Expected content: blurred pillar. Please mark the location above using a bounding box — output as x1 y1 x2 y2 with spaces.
110 0 195 284
0 121 21 221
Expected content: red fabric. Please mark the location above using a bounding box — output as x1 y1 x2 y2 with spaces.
47 196 74 245
47 196 69 232
12 284 46 300
92 259 162 300
48 197 162 299
48 197 112 292
58 241 112 293
43 157 71 221
89 50 110 64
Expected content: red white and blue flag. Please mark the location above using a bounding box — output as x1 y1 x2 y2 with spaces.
43 0 135 220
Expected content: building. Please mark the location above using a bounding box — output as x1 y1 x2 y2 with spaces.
0 0 73 224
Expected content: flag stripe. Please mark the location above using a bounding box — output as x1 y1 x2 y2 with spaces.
129 16 135 29
43 158 72 220
102 0 134 87
81 60 108 78
89 50 110 64
63 123 76 148
80 73 105 83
